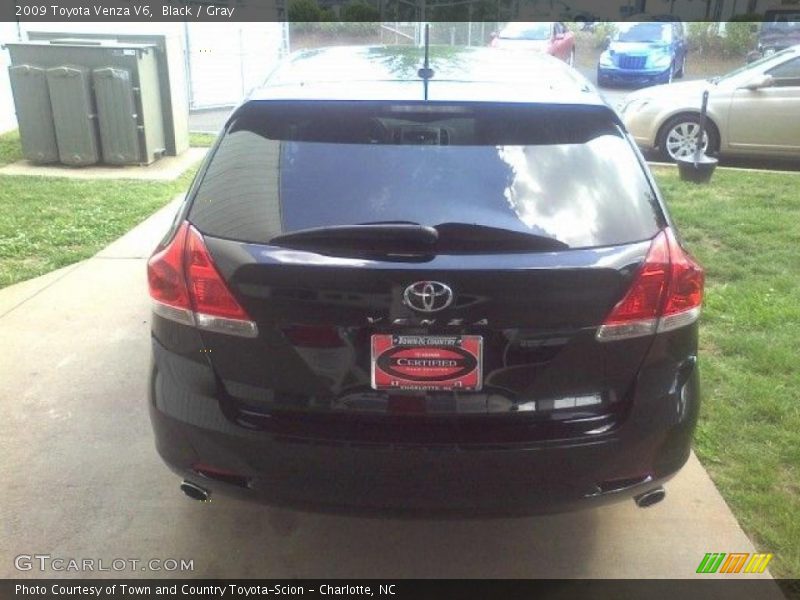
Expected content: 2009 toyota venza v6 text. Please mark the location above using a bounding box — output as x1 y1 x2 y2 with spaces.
147 46 704 515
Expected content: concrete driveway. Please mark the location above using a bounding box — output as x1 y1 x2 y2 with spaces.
0 200 781 585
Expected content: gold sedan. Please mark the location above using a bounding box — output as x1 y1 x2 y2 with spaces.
620 45 800 161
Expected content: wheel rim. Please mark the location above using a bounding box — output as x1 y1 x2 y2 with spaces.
665 122 709 160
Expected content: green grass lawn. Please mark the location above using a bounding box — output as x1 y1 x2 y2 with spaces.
189 132 217 148
0 131 200 288
656 167 800 578
0 173 195 287
0 129 23 167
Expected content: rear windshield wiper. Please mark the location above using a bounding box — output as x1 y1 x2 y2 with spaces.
269 223 438 253
268 222 567 255
434 222 569 252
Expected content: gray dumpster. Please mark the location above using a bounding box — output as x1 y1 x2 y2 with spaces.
93 67 141 165
7 64 59 164
26 30 189 157
46 65 100 166
5 39 170 166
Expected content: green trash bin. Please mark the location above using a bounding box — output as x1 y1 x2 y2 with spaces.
5 39 168 166
7 64 59 164
93 67 142 165
46 65 100 166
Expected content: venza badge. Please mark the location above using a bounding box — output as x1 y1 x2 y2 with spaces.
403 281 453 313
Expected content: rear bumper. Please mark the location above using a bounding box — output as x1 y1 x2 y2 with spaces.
149 337 699 517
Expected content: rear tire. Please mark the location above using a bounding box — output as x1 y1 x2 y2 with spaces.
657 114 719 162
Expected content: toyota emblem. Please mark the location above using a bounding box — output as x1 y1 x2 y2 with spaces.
403 281 454 313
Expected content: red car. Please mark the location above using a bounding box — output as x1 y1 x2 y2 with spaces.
490 22 576 66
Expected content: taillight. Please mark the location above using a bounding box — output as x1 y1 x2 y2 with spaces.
660 229 705 332
147 222 258 338
147 223 194 326
596 228 703 342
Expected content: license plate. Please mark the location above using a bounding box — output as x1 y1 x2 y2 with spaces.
371 334 483 391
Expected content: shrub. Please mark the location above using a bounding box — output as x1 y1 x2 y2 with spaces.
341 1 380 21
686 21 756 57
471 0 500 20
592 22 617 49
722 21 757 57
288 0 322 22
320 21 380 36
686 22 722 55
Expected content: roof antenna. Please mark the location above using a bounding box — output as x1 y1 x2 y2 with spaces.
417 24 434 101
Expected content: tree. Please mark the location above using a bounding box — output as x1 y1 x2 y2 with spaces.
288 0 322 22
341 0 380 21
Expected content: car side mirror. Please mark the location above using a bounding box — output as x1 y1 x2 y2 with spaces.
743 74 775 90
603 36 611 49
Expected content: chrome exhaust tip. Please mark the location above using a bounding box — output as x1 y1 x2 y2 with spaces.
634 486 665 508
180 480 211 502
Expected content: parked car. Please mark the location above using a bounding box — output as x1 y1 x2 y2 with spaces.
491 22 576 66
747 12 800 62
148 46 704 515
598 21 688 87
620 45 800 161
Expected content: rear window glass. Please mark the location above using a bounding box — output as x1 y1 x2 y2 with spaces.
189 101 662 250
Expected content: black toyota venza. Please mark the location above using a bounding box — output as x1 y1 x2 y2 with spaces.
147 45 704 515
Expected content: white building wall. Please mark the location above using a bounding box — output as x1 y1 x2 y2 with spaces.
21 22 286 109
0 22 21 133
0 21 285 132
0 22 184 135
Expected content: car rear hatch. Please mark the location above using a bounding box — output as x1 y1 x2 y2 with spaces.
153 100 678 445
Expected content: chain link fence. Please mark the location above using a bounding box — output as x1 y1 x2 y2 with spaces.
292 21 504 48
